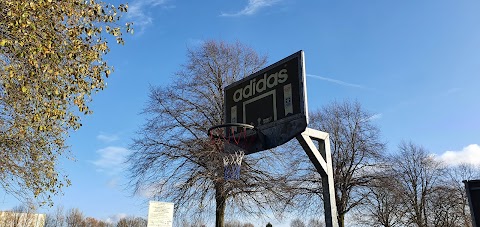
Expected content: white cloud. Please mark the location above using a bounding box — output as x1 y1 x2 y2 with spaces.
438 144 480 166
221 0 281 17
307 74 365 89
105 213 128 224
369 113 383 121
127 0 173 33
92 146 130 175
97 133 119 143
362 113 383 122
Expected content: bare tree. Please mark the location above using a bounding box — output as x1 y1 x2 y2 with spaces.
65 208 84 227
84 216 115 227
45 214 57 227
434 164 480 227
307 218 325 227
116 216 147 227
428 185 465 227
356 144 480 227
179 218 208 227
82 217 113 227
225 220 243 227
389 141 444 227
127 40 292 227
288 101 385 227
116 218 128 227
84 217 98 227
360 176 406 227
218 220 255 227
290 218 306 227
45 205 65 227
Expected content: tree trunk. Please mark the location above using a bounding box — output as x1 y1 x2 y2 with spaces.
337 213 345 227
215 182 227 227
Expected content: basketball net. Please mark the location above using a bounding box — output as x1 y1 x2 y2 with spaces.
208 125 251 181
222 150 244 180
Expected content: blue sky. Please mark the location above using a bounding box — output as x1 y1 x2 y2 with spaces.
2 0 480 226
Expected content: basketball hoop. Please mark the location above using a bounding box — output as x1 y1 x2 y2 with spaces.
208 123 257 181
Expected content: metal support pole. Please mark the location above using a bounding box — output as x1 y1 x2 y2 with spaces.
296 128 338 227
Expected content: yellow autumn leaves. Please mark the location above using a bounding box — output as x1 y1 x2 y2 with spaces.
0 0 131 206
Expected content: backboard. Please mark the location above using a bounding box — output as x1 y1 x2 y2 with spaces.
224 50 308 154
464 180 480 226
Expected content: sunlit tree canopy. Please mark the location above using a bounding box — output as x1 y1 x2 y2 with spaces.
0 0 132 205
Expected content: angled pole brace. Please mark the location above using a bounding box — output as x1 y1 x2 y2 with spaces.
296 128 339 227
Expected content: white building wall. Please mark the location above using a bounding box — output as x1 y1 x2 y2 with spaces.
0 211 46 227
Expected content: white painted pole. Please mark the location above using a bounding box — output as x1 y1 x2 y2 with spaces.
296 128 339 227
